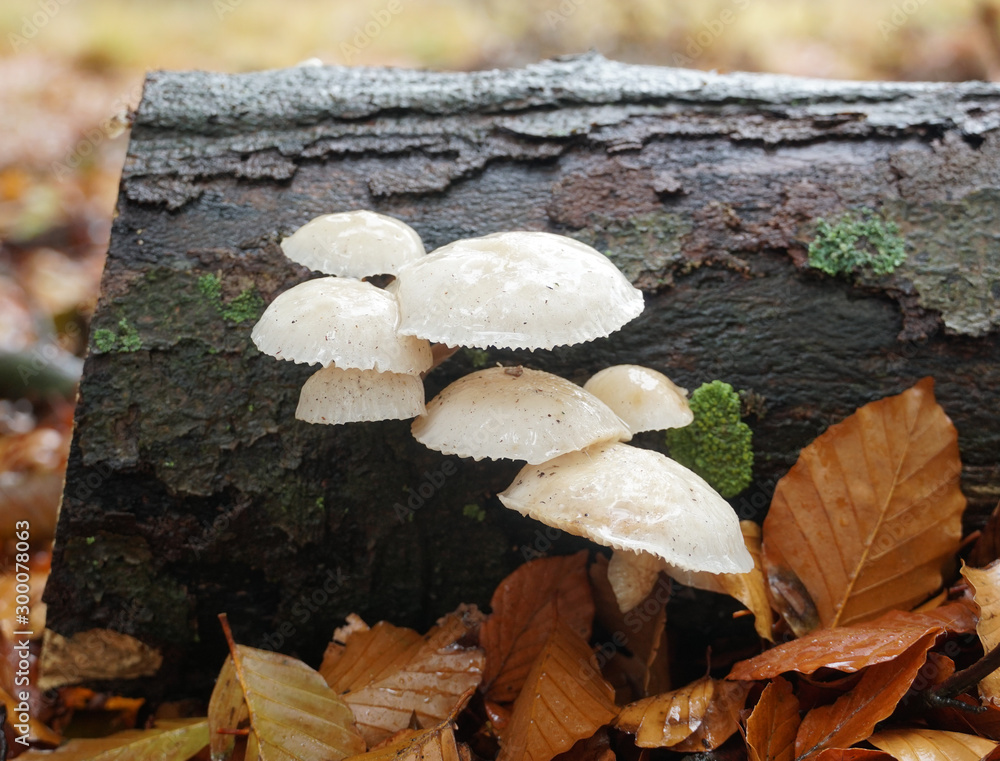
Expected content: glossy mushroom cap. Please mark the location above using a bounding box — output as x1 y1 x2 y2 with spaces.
296 366 425 425
583 365 693 433
392 231 644 350
411 366 631 463
281 210 425 277
251 277 432 374
499 442 753 574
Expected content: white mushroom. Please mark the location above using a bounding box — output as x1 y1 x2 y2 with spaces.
392 231 644 350
498 442 753 574
251 277 432 374
583 365 693 433
411 366 631 463
296 366 425 425
281 210 426 278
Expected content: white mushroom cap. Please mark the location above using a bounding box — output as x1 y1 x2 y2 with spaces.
411 366 631 464
280 210 425 277
392 231 645 350
251 277 432 374
498 442 753 574
296 366 425 424
583 365 693 433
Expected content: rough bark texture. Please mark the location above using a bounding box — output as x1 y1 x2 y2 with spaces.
46 53 1000 700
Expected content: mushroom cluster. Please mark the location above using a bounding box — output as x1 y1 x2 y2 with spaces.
252 211 753 609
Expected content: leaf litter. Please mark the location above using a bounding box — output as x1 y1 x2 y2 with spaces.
15 378 1000 760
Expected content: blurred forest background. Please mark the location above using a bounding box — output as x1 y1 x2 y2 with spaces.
0 0 999 619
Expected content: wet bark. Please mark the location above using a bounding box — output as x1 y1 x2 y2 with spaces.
45 53 1000 700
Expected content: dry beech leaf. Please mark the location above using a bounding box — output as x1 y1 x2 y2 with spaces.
551 728 615 761
672 679 749 753
220 621 366 761
17 718 208 761
869 728 998 760
344 692 473 761
666 521 774 641
208 656 249 760
481 552 594 703
498 619 617 761
39 628 163 690
794 633 936 761
728 603 976 681
323 612 484 747
960 562 1000 704
590 554 670 699
615 677 749 752
763 378 965 633
746 676 799 761
809 751 893 760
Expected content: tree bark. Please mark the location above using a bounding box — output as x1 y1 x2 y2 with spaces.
45 53 1000 699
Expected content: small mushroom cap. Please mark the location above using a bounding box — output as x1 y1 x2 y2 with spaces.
498 442 753 574
583 365 693 433
281 210 425 277
296 366 425 424
393 231 644 350
251 277 432 374
411 366 631 464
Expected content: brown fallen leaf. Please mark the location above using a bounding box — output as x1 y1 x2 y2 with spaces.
868 728 998 760
615 676 722 748
551 728 615 761
39 628 163 690
590 554 669 700
207 656 249 760
794 633 936 760
746 676 799 761
344 691 473 761
728 602 976 681
17 718 208 760
960 562 1000 704
763 378 965 634
672 679 749 753
809 751 893 760
323 612 484 747
765 379 966 634
666 521 774 641
219 616 365 761
498 620 617 761
481 552 594 703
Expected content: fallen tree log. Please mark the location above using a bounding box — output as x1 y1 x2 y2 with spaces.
45 53 1000 699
